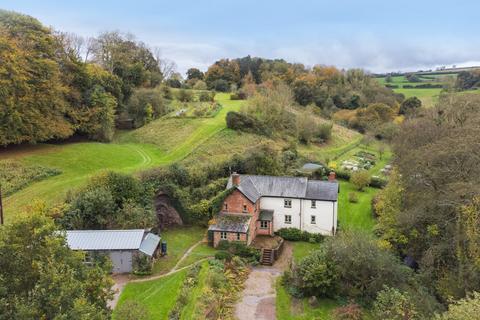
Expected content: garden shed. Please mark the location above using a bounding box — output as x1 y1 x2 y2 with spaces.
65 229 161 273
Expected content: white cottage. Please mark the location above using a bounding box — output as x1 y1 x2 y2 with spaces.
209 173 339 247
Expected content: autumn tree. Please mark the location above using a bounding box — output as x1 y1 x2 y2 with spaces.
0 211 113 319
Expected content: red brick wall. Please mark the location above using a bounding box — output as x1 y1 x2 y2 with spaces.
213 231 248 247
222 190 262 244
256 220 273 236
223 190 255 214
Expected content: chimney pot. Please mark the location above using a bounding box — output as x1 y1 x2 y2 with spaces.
328 171 336 182
232 172 240 186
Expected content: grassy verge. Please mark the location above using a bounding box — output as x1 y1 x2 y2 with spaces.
151 226 206 275
180 261 209 319
113 269 188 320
177 242 216 269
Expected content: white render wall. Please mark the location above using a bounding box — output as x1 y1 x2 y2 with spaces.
260 197 337 236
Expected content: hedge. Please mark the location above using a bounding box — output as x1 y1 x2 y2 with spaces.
275 228 324 243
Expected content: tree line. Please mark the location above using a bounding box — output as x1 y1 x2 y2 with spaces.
0 10 166 146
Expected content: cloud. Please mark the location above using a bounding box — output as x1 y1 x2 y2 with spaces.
154 34 480 74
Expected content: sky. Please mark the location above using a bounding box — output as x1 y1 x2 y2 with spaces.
1 0 479 75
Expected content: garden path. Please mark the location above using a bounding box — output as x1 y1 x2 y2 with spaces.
108 240 208 309
234 242 293 320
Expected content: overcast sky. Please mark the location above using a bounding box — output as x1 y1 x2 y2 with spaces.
1 0 479 75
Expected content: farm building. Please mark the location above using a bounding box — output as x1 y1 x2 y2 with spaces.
208 173 339 248
65 229 161 273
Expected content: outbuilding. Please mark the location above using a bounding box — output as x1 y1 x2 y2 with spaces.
65 229 161 273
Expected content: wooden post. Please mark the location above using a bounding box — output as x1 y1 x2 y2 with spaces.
0 185 3 225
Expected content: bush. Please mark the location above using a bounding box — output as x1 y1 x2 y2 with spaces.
370 176 387 188
399 96 422 115
226 111 271 136
215 250 233 261
332 302 363 320
177 89 194 102
198 91 214 102
132 254 152 275
348 192 359 203
350 170 371 191
216 241 260 261
275 228 324 243
230 92 247 100
373 286 419 320
317 123 333 142
210 79 230 92
193 80 207 90
335 170 351 181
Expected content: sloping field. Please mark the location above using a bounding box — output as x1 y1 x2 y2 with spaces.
2 92 361 221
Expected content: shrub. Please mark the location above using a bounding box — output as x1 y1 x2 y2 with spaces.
215 250 232 261
226 111 271 136
292 248 338 297
275 228 324 243
435 292 480 320
210 79 230 92
335 170 351 181
132 254 152 275
370 176 387 188
332 302 363 320
216 241 260 261
348 192 359 203
399 97 422 115
193 80 207 90
350 170 371 191
317 123 333 141
177 89 194 102
230 92 247 100
373 286 419 320
198 91 214 102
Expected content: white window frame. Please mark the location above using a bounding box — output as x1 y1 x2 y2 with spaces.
284 199 292 208
311 200 316 208
220 232 227 240
311 215 316 224
285 215 292 224
260 221 268 229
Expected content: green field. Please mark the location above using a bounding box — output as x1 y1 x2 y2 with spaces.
1 93 242 221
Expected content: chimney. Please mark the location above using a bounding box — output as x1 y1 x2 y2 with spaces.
328 171 336 182
232 172 240 186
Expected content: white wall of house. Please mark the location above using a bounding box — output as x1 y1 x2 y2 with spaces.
261 197 301 230
260 197 337 235
301 200 337 235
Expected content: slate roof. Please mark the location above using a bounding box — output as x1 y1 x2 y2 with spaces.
227 174 338 202
65 230 160 256
208 213 251 233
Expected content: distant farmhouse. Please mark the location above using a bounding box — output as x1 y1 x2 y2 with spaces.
65 229 160 273
208 173 339 247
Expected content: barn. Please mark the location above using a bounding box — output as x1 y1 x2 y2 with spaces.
65 229 161 273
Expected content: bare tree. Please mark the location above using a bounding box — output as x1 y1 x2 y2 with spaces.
154 47 177 80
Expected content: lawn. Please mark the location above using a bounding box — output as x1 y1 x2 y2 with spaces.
291 241 320 263
113 269 188 320
151 226 207 275
276 278 340 320
176 242 216 269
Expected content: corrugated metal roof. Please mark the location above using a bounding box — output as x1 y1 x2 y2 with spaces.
139 233 161 256
227 174 338 201
65 229 145 251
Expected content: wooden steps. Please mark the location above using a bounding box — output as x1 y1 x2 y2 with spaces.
261 248 274 265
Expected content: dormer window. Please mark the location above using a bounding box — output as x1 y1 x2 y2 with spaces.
284 199 292 208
